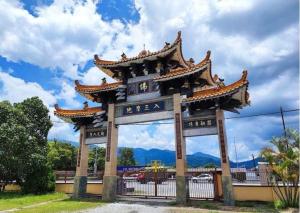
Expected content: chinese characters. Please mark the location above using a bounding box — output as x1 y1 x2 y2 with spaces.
183 118 216 129
123 101 165 116
86 129 107 138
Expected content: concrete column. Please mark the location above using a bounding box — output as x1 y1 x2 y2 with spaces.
102 103 119 201
173 93 188 204
258 162 271 185
73 125 88 198
216 109 235 206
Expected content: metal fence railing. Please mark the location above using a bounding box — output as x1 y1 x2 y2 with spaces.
231 170 271 185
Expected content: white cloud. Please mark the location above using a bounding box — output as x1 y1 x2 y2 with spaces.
250 70 299 108
80 66 115 85
118 122 175 151
57 81 81 107
213 0 254 15
0 71 56 107
0 0 126 79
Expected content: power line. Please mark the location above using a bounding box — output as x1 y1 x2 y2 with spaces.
51 108 300 125
225 109 299 120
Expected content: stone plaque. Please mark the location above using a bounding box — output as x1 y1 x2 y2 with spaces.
127 78 159 96
122 100 165 116
86 128 107 138
183 118 216 129
183 116 217 137
218 120 227 164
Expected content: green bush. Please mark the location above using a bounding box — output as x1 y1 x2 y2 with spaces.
21 164 55 194
274 200 286 209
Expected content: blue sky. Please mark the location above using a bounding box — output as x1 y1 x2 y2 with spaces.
0 0 298 161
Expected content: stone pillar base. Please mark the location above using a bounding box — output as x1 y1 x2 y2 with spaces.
222 175 235 206
176 176 188 204
73 176 87 198
102 175 118 202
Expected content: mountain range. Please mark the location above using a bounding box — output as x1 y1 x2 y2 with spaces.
56 141 261 169
131 147 261 169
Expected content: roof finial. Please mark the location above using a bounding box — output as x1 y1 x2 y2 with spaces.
54 104 60 110
101 77 107 85
143 43 145 50
205 50 211 60
121 52 127 61
83 101 88 110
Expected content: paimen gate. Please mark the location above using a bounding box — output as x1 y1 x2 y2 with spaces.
54 31 250 205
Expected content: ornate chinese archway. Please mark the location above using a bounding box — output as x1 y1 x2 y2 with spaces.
54 31 249 205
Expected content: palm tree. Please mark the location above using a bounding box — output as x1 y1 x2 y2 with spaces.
261 129 299 208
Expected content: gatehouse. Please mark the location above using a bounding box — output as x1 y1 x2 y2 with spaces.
54 31 250 205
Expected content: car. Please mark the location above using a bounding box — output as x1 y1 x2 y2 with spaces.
123 173 139 180
191 174 213 183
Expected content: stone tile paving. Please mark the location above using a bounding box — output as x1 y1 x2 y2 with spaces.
79 203 225 213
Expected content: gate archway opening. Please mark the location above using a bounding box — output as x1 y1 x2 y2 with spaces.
186 135 221 199
116 120 177 198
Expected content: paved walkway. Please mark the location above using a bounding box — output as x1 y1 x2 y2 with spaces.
79 203 225 213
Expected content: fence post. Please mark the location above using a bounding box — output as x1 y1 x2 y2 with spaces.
64 171 67 183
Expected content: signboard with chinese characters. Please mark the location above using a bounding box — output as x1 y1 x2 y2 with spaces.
127 74 160 102
183 118 216 129
85 126 107 145
123 101 165 116
86 128 107 138
128 79 159 95
183 116 217 137
115 96 173 125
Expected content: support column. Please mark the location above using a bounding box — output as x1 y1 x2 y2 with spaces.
216 109 235 206
102 103 118 201
173 93 188 204
73 125 88 198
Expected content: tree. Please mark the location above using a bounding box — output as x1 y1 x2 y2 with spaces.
0 97 55 193
88 147 106 172
47 140 78 171
260 129 299 208
0 101 29 189
204 163 217 168
118 147 136 166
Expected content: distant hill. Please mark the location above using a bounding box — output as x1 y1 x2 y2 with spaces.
48 141 260 169
129 147 261 169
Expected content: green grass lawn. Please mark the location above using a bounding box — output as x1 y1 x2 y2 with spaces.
15 198 104 213
0 192 67 211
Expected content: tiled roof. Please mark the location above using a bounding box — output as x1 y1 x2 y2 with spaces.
183 70 249 103
75 80 122 93
154 51 211 82
54 104 102 119
94 31 184 67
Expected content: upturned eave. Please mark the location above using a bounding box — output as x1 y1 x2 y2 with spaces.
182 70 250 106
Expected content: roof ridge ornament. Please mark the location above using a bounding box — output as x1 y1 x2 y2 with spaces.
83 101 88 110
54 104 60 110
205 50 211 61
242 70 248 81
121 52 127 61
176 31 182 42
101 77 107 85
